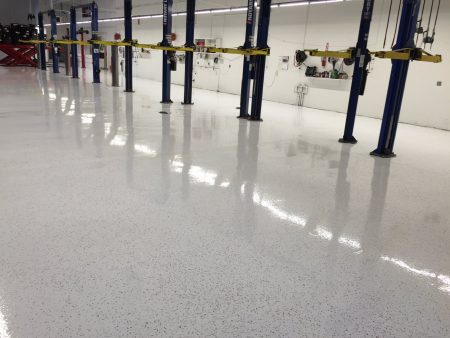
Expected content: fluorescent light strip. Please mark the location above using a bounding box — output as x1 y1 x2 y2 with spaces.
44 0 348 27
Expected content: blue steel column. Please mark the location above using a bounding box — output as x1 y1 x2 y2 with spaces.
339 0 374 144
182 0 196 105
70 7 79 78
124 0 133 92
238 0 256 118
371 0 421 158
91 2 101 83
161 0 173 104
38 12 46 70
49 10 60 73
249 0 272 121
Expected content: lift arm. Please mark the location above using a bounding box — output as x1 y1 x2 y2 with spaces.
373 48 442 63
305 48 353 59
22 39 271 56
304 48 442 63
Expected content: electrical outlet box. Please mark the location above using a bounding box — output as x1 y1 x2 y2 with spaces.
177 54 185 64
280 56 289 71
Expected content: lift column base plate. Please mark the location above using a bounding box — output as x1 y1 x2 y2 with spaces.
370 150 397 158
339 136 358 144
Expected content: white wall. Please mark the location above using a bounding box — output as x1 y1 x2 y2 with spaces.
46 1 450 130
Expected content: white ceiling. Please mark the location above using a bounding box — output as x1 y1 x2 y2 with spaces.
39 0 306 15
26 0 337 23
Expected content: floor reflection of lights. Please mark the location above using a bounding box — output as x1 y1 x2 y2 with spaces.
168 158 450 296
0 297 11 338
110 134 157 157
61 96 450 299
381 256 450 295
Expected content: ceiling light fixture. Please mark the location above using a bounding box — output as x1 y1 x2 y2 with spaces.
44 0 349 27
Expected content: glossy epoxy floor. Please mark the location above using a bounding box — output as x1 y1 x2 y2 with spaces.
1 67 450 338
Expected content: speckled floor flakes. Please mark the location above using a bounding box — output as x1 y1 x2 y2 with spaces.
0 67 450 337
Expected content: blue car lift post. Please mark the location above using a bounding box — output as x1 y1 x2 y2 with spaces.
339 0 375 144
70 2 100 83
37 12 46 70
161 0 173 104
238 0 256 119
371 0 421 158
91 2 100 83
249 0 272 121
182 0 196 105
124 0 133 92
38 9 60 73
41 10 60 74
69 6 79 78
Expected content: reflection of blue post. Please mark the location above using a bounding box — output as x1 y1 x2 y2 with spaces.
339 0 374 144
91 2 101 83
371 0 420 158
238 0 256 118
182 0 196 105
49 10 59 73
70 6 79 78
249 0 272 121
38 12 46 70
161 0 173 103
124 0 133 92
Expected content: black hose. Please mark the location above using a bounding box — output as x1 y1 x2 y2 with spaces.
432 0 441 34
383 0 394 49
426 0 435 35
430 0 441 49
391 0 403 49
416 0 426 45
